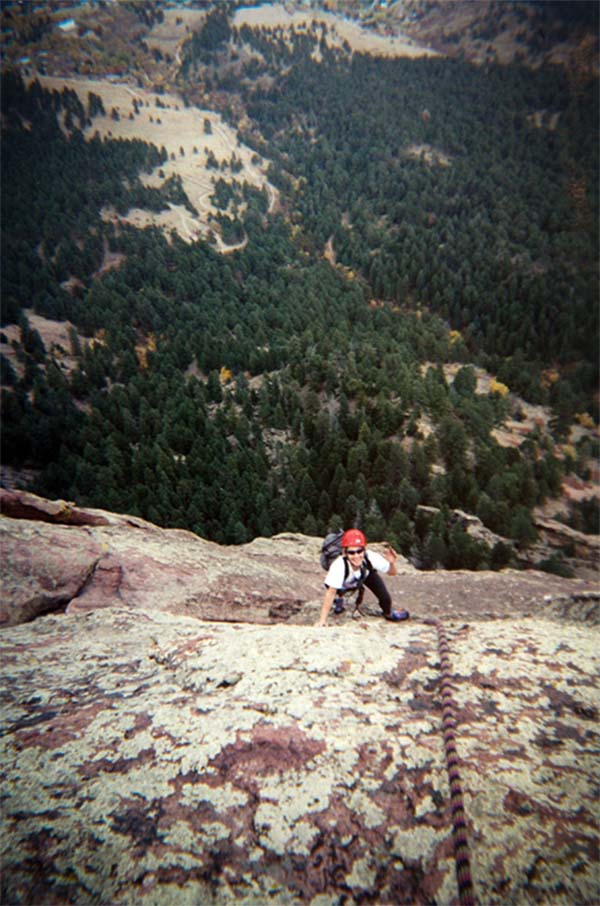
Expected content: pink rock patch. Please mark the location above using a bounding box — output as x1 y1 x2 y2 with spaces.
209 724 326 789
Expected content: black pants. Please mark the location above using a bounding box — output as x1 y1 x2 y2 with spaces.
363 570 392 617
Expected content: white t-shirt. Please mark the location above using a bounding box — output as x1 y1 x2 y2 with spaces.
324 550 390 592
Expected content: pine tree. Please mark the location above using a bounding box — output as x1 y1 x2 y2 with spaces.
510 507 538 548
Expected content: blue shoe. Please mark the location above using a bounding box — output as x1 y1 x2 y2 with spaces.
333 597 345 614
387 609 409 621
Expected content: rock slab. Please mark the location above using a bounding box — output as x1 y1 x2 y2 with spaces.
1 609 598 905
1 491 599 904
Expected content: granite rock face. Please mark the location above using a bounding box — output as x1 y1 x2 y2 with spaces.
1 491 599 905
0 489 326 627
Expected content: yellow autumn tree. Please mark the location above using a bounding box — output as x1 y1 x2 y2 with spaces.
89 328 106 350
489 378 509 397
541 369 560 390
575 412 595 429
135 334 157 370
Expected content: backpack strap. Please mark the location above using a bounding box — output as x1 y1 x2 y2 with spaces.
342 556 349 586
351 555 374 618
363 553 373 577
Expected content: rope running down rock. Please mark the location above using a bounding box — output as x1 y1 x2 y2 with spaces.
427 619 477 906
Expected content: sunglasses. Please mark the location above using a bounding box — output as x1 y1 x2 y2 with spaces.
346 548 365 555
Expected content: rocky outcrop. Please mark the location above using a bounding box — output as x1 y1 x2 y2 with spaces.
417 504 508 551
530 514 600 574
0 489 325 627
416 503 600 579
1 490 599 905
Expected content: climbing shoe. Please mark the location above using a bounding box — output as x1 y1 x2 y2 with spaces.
387 609 409 621
333 597 345 614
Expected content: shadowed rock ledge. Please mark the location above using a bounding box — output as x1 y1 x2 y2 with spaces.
1 490 598 905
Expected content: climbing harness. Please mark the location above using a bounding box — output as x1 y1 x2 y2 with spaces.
332 559 372 619
426 619 477 906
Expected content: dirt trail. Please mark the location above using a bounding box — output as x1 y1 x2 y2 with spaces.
37 75 275 248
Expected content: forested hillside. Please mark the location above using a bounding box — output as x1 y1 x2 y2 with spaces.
185 12 598 407
1 5 598 573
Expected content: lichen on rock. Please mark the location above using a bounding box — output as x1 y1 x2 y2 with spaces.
1 491 598 904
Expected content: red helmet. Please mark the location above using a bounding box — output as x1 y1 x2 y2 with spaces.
341 529 366 549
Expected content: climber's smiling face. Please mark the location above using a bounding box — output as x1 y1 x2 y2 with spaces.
345 546 365 567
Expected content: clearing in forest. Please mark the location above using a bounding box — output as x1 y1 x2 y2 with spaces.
37 75 276 250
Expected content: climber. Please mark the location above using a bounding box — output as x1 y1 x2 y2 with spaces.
316 529 409 627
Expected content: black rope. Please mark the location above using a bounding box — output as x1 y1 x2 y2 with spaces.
426 619 477 906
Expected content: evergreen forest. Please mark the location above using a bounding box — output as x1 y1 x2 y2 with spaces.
1 10 598 573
